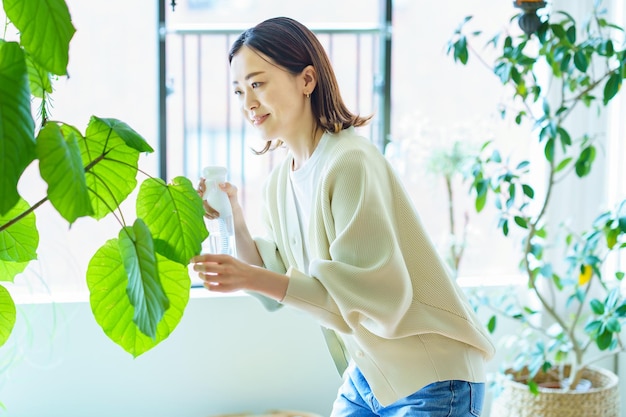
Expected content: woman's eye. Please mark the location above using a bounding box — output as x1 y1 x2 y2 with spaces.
234 90 242 96
251 82 261 88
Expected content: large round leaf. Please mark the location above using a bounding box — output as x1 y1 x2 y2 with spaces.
136 177 208 265
87 238 190 357
81 117 142 220
3 0 75 75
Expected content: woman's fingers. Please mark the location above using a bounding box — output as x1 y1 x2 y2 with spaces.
191 254 247 293
196 178 221 219
203 200 220 219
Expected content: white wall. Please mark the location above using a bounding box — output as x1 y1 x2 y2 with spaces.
0 293 343 417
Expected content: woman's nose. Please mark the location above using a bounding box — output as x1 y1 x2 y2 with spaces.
244 92 258 110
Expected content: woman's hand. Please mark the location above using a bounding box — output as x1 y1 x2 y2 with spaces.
191 253 253 293
196 178 240 220
190 253 289 301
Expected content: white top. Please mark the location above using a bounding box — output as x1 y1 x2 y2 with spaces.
288 134 330 274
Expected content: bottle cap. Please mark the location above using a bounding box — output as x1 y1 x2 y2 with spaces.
202 166 228 180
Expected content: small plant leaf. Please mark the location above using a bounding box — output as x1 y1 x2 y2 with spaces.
596 329 613 350
487 315 497 333
590 298 605 315
603 72 622 105
573 50 588 72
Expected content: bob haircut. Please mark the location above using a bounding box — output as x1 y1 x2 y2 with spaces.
229 16 372 154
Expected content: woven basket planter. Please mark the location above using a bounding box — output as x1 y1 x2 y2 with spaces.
489 365 620 417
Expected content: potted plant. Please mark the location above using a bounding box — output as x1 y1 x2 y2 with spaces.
0 0 206 357
447 1 625 415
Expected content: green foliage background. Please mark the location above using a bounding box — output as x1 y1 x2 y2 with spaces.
447 2 626 390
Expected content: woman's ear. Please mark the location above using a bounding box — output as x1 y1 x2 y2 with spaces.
301 65 317 93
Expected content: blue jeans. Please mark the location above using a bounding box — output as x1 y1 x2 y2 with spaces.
330 365 485 417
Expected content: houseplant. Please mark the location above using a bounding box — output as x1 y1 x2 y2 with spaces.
0 0 206 357
447 0 626 414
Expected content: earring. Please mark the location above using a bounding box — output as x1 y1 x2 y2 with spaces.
305 92 310 98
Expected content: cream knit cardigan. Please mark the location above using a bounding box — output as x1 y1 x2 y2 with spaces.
253 127 496 406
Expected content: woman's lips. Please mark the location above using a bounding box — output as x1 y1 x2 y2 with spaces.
251 114 269 126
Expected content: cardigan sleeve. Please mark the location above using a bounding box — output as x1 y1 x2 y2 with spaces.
246 175 286 312
282 143 417 338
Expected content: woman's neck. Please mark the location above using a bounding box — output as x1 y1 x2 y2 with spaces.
289 126 324 171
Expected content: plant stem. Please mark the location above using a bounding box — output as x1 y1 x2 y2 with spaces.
0 197 48 232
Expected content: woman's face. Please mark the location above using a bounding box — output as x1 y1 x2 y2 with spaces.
230 45 309 142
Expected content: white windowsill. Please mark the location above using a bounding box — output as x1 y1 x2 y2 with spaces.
7 274 526 306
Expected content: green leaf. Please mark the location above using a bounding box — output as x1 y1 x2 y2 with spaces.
487 315 496 333
522 184 534 198
585 319 602 334
557 126 572 148
494 61 512 84
25 53 52 98
574 146 596 177
454 36 469 65
81 118 142 220
475 192 487 212
544 138 555 162
590 299 605 315
555 157 573 173
136 177 208 265
3 0 76 75
36 123 93 223
0 285 16 347
565 25 576 44
603 72 622 105
550 24 567 40
573 50 588 72
596 329 612 350
606 317 621 333
87 238 190 357
599 40 615 57
0 41 36 216
118 219 169 340
606 227 619 249
90 117 154 153
0 260 29 282
514 216 528 228
0 198 38 265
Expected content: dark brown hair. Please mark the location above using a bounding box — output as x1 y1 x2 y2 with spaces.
229 16 372 154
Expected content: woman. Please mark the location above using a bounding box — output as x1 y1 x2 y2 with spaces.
192 16 495 416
